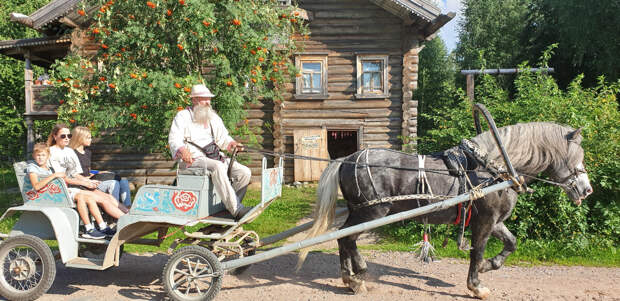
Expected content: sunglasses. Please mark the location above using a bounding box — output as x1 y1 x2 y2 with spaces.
59 134 72 139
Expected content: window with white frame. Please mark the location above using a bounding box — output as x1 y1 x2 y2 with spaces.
295 54 328 99
356 54 389 98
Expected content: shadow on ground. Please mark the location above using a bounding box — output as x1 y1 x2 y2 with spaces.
43 249 469 300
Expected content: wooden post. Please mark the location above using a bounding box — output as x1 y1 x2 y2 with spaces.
466 74 474 103
24 51 35 158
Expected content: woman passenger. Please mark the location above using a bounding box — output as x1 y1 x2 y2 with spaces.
47 124 128 227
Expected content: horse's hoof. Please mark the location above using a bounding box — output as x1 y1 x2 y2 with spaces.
348 277 368 294
342 274 351 285
472 286 490 299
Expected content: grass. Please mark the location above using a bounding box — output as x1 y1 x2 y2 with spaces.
0 168 617 267
360 235 619 267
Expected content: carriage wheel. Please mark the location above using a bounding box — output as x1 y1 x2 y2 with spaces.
163 246 222 301
0 235 56 301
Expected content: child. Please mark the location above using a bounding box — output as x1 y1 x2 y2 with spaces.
69 126 131 208
27 142 110 239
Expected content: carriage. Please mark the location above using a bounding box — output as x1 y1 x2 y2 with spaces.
0 104 591 301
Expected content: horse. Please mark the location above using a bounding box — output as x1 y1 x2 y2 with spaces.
297 122 593 299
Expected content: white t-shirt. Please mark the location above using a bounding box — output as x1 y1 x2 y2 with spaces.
49 145 83 178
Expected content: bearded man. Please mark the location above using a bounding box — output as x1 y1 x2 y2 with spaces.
168 84 252 219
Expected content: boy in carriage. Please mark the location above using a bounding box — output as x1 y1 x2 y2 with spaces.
27 142 115 239
168 84 252 219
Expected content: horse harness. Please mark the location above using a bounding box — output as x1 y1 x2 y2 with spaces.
350 140 512 250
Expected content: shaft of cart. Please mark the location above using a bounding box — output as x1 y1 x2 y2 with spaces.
222 179 515 270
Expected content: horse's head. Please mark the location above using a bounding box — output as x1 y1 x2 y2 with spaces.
548 128 593 205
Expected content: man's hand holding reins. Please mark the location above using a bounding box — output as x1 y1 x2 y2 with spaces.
180 147 194 165
227 141 244 152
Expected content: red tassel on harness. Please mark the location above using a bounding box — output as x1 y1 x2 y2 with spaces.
453 203 472 227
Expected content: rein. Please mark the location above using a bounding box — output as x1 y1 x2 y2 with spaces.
243 146 469 176
243 145 573 192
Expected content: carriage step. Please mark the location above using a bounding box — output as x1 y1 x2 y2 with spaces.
66 257 106 270
76 237 111 245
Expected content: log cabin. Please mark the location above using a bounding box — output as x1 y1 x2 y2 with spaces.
1 0 453 187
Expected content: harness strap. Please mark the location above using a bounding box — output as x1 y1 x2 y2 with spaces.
354 150 371 202
366 149 380 198
349 194 452 210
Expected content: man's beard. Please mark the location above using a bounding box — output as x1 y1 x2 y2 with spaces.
193 104 215 126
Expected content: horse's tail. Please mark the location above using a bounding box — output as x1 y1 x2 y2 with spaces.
296 159 342 271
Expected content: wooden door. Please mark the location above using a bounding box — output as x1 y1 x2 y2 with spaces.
293 128 328 182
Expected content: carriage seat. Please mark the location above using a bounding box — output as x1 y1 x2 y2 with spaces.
177 167 212 176
13 161 75 208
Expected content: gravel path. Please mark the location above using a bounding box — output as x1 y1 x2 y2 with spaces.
35 250 619 301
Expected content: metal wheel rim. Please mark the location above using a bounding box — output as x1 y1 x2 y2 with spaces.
0 244 45 293
168 253 218 300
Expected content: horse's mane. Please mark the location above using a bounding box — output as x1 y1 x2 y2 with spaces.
470 122 583 175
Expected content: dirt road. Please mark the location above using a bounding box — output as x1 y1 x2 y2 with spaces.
34 250 619 301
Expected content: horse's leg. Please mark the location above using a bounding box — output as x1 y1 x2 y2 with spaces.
337 207 381 294
467 217 495 299
479 222 516 273
342 233 368 293
338 234 368 293
337 237 353 284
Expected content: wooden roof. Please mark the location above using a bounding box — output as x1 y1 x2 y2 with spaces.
11 0 452 36
0 36 71 68
9 0 95 36
369 0 454 37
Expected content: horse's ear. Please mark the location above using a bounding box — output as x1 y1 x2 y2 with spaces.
567 128 583 143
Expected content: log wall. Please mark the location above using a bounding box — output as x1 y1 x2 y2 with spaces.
265 0 420 182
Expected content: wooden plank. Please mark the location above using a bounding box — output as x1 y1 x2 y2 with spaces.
282 99 400 110
283 119 364 127
364 126 401 134
91 161 175 169
281 108 400 119
91 153 168 161
282 92 403 101
293 128 328 182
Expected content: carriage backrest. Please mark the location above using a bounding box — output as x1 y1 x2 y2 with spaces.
13 161 75 208
130 168 226 217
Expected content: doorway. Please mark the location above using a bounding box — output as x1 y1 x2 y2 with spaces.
327 130 358 159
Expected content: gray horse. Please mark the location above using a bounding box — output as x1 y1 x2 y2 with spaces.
298 122 593 299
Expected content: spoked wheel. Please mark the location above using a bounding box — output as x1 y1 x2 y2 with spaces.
163 246 222 301
0 235 56 301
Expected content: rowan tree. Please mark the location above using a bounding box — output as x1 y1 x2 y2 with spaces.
50 0 308 152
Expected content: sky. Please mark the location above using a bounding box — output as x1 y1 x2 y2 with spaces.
438 0 463 52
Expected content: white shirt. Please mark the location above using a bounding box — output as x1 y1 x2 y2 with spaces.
49 145 83 178
168 108 235 160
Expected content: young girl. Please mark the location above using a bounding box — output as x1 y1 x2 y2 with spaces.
69 126 131 208
47 124 128 234
28 143 109 239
